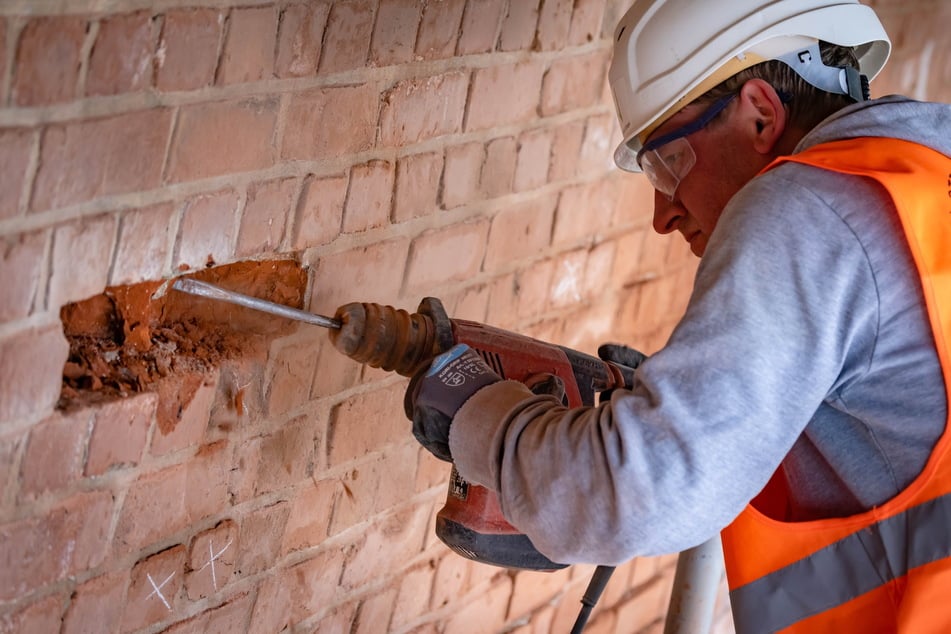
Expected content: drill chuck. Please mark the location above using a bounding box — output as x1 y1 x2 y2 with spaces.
329 302 442 377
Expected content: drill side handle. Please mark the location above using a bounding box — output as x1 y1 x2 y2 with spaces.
557 346 640 407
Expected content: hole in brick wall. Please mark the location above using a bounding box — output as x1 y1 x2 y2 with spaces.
59 259 308 428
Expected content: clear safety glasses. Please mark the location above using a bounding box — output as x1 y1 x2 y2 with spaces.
636 93 737 200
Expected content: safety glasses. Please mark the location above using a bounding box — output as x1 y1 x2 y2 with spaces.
636 93 737 200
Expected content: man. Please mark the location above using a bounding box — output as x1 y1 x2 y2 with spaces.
408 0 951 631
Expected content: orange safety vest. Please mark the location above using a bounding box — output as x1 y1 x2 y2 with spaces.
720 137 951 634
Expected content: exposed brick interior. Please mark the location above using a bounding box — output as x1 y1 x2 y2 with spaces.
0 1 947 632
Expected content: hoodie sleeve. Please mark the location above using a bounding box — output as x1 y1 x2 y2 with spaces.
447 167 882 565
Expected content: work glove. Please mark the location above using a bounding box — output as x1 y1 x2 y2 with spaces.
404 344 502 462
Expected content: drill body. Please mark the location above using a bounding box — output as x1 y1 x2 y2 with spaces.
330 297 636 570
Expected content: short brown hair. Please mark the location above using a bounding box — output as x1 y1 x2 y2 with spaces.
696 42 861 132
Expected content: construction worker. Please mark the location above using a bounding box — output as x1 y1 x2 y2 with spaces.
407 0 951 631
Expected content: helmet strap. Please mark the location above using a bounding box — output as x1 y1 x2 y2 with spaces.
776 43 869 102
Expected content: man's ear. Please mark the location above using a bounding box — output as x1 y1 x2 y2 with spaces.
738 79 786 154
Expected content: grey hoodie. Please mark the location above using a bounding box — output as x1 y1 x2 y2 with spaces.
448 95 951 564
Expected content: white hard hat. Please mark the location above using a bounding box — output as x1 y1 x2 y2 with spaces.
609 0 891 171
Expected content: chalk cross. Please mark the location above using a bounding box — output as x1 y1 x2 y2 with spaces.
145 572 175 611
198 538 233 590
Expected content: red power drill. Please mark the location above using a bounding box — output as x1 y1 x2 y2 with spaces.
330 297 640 571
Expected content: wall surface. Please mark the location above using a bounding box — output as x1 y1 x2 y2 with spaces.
0 1 947 633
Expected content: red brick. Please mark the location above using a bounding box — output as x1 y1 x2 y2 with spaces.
553 181 615 247
2 595 65 633
0 322 68 425
218 7 278 85
580 114 617 174
0 19 7 104
485 273 518 328
62 571 128 634
498 0 539 51
19 411 89 497
264 334 318 416
480 136 517 198
393 151 442 223
236 177 296 257
457 0 504 55
353 586 397 634
150 374 217 455
341 505 429 589
536 0 573 51
509 567 572 618
122 546 186 631
328 382 406 465
110 203 174 285
432 553 468 609
549 120 585 182
115 464 188 553
85 395 153 477
282 84 379 161
282 478 336 554
156 9 223 91
87 11 157 96
330 445 417 535
483 194 556 272
292 173 346 249
310 334 362 398
417 0 465 59
185 520 238 600
0 491 113 601
392 564 435 628
276 3 329 77
371 0 421 65
310 238 410 308
541 50 609 116
467 62 544 131
250 548 346 630
568 0 605 45
443 575 512 634
32 110 172 212
185 441 232 522
235 502 289 577
12 16 86 106
174 190 239 271
0 230 46 323
380 72 469 146
550 249 587 309
0 431 23 512
48 215 116 309
167 98 278 183
405 221 489 293
253 416 318 495
613 172 654 228
343 160 395 234
584 241 616 302
319 0 374 74
0 128 33 220
442 142 484 208
163 592 254 634
514 129 552 192
515 259 554 319
416 444 451 493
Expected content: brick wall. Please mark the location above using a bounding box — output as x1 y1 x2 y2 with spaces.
0 1 947 633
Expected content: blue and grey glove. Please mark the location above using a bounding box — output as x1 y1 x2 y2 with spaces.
404 344 501 462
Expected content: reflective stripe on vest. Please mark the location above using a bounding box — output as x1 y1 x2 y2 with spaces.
721 137 951 634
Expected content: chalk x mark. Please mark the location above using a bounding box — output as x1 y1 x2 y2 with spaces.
146 572 175 610
198 538 233 590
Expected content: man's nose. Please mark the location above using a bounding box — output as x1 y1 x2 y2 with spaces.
652 189 684 234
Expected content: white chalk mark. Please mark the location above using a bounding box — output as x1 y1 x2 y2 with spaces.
197 538 233 590
145 572 175 610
